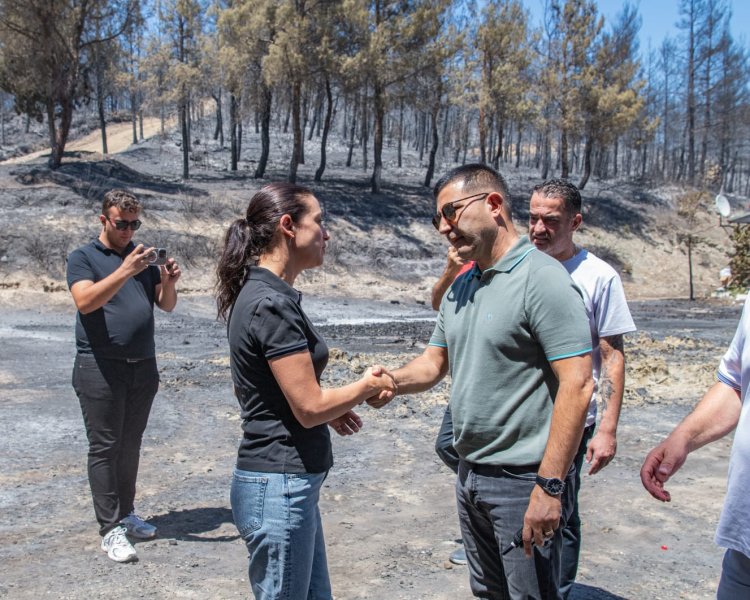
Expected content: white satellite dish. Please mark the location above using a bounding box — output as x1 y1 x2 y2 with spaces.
715 194 731 218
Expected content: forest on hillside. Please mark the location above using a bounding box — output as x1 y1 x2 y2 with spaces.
0 0 748 196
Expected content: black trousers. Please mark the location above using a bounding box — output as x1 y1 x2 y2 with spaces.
72 353 159 536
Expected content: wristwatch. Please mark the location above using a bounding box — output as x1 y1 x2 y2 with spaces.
535 474 565 496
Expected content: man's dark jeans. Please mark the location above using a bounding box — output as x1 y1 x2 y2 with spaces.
72 353 158 536
456 460 575 600
560 424 595 599
435 405 460 474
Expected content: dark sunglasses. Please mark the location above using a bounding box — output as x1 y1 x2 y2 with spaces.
432 192 489 230
107 216 142 231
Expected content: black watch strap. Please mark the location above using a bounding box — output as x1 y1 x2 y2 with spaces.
535 474 565 496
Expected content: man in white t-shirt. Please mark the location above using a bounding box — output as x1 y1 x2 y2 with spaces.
529 179 636 598
641 296 750 597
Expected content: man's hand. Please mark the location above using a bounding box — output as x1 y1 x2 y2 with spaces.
522 486 562 557
431 247 470 310
640 436 689 502
329 410 363 436
362 365 397 409
70 244 157 314
445 246 467 271
586 429 617 475
640 382 741 503
155 256 179 312
160 258 181 286
122 244 155 277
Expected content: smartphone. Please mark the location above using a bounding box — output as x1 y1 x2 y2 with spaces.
147 248 168 266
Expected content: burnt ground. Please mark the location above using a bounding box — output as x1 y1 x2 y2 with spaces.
0 113 746 599
0 292 742 600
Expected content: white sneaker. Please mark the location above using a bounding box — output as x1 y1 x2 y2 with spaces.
101 525 137 563
120 512 158 540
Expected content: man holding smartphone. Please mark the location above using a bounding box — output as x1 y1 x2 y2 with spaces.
67 189 180 563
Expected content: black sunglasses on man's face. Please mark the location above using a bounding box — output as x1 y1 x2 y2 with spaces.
432 192 489 230
107 216 142 231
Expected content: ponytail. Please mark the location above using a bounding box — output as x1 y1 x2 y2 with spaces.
216 218 252 321
215 182 312 321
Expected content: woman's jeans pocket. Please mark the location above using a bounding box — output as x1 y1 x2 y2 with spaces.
231 469 268 538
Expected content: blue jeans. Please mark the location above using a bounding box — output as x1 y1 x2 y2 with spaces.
231 469 332 600
718 549 750 599
559 424 595 598
456 460 575 600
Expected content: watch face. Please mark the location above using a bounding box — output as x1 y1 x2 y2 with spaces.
537 475 565 495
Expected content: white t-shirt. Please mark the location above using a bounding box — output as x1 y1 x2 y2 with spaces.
563 248 637 427
715 295 750 557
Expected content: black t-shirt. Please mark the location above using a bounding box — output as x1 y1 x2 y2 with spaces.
66 239 161 359
228 266 332 474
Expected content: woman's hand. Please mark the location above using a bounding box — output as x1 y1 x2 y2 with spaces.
328 410 363 436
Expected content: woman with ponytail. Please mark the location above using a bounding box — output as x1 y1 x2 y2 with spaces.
216 183 396 599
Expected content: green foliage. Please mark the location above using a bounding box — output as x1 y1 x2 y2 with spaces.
729 225 750 289
0 0 137 167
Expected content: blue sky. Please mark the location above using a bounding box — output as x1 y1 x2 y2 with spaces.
522 0 749 53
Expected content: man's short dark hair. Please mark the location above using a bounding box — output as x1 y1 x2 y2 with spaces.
532 179 582 215
433 163 511 210
102 189 141 216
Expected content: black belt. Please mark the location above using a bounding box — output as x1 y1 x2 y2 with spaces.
463 461 540 477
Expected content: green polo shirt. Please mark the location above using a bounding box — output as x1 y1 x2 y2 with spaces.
429 236 592 466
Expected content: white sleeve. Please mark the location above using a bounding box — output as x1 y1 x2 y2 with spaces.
594 274 636 337
717 297 749 391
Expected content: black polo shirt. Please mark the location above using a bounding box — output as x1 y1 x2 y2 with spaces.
67 239 161 359
228 266 332 474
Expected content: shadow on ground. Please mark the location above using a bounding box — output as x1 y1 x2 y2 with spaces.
11 154 208 203
570 583 629 599
147 507 238 543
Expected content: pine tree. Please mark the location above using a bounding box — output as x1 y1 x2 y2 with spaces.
0 0 137 168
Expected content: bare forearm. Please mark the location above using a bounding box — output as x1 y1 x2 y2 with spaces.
431 271 458 310
157 284 178 312
271 354 395 428
308 379 378 426
522 360 593 554
392 351 447 395
538 383 591 478
538 355 594 479
71 269 132 314
430 251 465 311
670 381 741 452
597 336 625 434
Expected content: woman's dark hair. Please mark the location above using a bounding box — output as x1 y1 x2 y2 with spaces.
216 182 312 321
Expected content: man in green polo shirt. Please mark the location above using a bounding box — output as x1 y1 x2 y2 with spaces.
370 164 593 599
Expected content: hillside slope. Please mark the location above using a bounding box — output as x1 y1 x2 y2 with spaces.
0 121 741 305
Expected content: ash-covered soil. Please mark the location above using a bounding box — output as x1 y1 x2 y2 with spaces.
0 116 747 599
0 291 742 600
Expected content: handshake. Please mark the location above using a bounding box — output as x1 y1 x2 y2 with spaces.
327 365 398 437
363 365 398 409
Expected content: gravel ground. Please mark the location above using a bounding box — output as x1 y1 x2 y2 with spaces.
0 291 742 599
0 116 745 599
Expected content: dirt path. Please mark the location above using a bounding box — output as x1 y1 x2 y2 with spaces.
1 117 172 165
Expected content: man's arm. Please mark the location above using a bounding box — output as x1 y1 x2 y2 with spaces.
70 244 153 314
523 352 593 555
586 334 625 475
367 345 449 408
155 259 181 312
640 380 741 502
430 247 467 310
